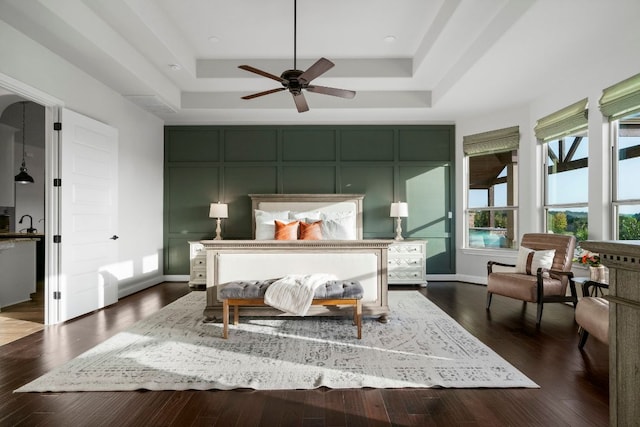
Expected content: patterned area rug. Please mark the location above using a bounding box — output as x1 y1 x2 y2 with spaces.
15 291 537 392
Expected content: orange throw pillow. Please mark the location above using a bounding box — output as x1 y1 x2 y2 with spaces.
300 220 323 240
274 220 299 240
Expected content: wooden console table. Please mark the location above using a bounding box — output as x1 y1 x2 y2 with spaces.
581 240 640 427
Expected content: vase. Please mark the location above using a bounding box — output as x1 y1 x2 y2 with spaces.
589 265 608 284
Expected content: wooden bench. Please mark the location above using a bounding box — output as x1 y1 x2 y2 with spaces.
218 279 364 339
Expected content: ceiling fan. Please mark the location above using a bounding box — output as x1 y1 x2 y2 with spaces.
238 0 356 113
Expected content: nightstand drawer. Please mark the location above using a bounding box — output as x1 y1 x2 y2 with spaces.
191 270 206 280
389 270 424 281
192 256 206 267
388 257 423 268
388 243 423 254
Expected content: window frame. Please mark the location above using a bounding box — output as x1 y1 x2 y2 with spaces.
543 134 590 242
611 117 640 239
464 142 519 250
535 98 589 244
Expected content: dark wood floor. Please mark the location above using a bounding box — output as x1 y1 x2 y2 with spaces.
0 281 609 426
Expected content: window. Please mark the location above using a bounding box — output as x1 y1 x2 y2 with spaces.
600 72 640 240
535 99 589 244
464 126 519 249
544 134 589 241
613 116 640 239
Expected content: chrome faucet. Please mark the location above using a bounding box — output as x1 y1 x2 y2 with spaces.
19 214 37 233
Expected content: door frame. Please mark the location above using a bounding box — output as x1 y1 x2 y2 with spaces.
0 72 64 325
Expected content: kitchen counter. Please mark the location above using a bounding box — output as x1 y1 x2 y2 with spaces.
0 238 37 308
0 233 44 239
0 237 41 245
0 233 45 281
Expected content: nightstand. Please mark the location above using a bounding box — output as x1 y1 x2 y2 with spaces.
188 241 206 289
387 240 428 286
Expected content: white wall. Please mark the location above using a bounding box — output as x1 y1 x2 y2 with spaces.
456 45 640 285
0 21 165 298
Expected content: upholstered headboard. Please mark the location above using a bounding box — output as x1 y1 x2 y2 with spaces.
249 194 364 240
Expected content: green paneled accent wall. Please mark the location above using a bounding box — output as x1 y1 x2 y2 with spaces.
399 164 453 274
224 166 278 238
282 129 336 161
399 128 452 161
340 165 394 236
164 125 455 276
282 166 337 193
167 166 220 234
341 129 395 161
166 128 219 162
224 129 278 161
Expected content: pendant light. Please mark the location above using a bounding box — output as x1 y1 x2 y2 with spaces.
15 101 34 184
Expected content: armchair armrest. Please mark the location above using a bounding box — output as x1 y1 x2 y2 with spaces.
536 268 577 304
582 280 609 297
539 268 574 281
487 260 516 274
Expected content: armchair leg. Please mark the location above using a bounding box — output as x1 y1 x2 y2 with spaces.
578 329 590 349
536 303 544 325
486 293 493 310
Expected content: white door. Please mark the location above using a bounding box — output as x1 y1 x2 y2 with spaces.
56 108 118 322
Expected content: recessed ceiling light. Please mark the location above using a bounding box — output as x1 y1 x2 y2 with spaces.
383 35 396 43
208 36 220 43
168 64 182 71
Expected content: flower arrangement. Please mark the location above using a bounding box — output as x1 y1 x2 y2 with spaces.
574 249 601 267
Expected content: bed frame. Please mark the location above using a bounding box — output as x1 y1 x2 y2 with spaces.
201 194 391 322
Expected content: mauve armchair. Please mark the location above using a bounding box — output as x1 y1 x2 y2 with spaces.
486 233 578 325
575 280 609 349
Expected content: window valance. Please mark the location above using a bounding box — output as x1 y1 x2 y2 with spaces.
600 72 640 121
463 125 519 156
534 98 588 142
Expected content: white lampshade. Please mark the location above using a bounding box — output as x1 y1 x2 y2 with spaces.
390 202 408 218
209 202 228 219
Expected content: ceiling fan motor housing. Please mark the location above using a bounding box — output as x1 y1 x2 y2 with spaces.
281 69 305 94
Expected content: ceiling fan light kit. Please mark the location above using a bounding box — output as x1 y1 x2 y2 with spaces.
238 0 355 113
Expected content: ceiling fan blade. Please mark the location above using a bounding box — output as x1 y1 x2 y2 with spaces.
306 85 356 99
241 87 287 100
292 92 309 113
298 57 334 83
238 65 287 83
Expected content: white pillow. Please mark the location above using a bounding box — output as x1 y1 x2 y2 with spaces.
319 212 356 240
289 211 322 221
515 246 555 276
255 210 289 240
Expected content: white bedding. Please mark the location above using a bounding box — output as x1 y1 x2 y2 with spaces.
264 273 338 316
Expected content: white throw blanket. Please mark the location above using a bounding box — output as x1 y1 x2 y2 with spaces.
264 273 337 316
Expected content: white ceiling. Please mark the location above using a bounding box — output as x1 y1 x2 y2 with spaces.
1 0 639 125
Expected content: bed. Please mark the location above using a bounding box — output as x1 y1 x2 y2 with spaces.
201 194 391 322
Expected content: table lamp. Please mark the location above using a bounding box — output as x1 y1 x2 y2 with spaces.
390 202 408 240
209 202 228 240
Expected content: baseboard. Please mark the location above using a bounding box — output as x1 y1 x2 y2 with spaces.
425 274 457 282
454 274 487 285
118 275 165 299
419 274 487 285
164 275 189 282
